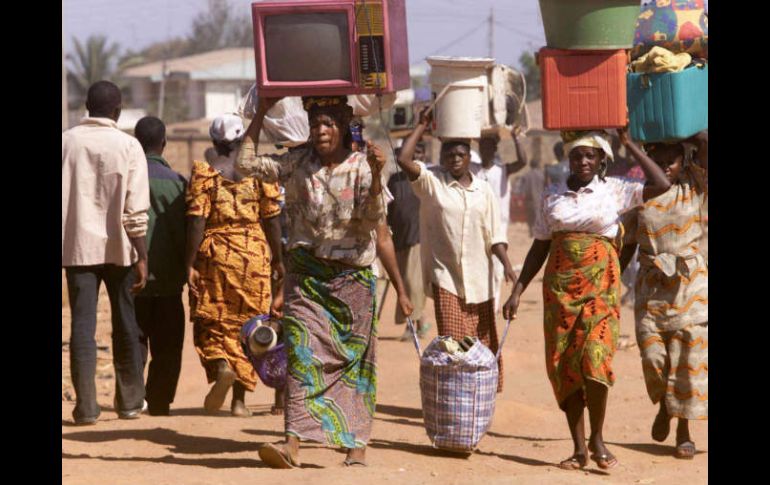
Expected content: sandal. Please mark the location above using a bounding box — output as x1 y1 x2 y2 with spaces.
675 441 696 460
417 322 432 339
590 452 618 470
342 458 367 467
258 443 300 469
558 454 587 470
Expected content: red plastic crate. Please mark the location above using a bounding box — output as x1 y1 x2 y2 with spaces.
539 48 628 130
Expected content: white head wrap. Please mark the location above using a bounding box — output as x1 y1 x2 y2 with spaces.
563 131 614 162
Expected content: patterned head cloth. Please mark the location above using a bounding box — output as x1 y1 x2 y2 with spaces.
302 96 349 112
209 113 245 143
562 130 614 162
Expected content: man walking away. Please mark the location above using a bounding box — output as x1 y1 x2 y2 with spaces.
62 81 150 425
133 116 187 416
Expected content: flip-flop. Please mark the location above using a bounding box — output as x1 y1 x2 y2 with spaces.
258 443 299 469
558 454 587 470
590 453 618 470
342 459 367 467
675 441 696 460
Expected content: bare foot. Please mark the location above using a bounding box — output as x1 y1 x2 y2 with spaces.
231 399 252 417
204 361 236 414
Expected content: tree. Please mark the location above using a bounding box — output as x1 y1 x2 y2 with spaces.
185 0 253 54
518 51 541 101
67 35 124 107
119 0 252 67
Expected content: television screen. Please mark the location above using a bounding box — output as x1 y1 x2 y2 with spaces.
264 13 352 82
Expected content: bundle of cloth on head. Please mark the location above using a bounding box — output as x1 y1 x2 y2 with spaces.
237 84 309 147
210 113 245 144
561 131 614 161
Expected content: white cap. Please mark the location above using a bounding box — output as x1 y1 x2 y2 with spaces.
209 113 245 143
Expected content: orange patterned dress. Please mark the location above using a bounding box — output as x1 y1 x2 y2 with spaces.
186 160 282 390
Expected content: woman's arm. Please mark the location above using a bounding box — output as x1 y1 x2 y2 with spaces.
618 128 671 200
502 239 551 320
236 97 284 182
397 107 431 181
375 223 414 318
184 216 206 297
619 243 638 273
261 214 285 317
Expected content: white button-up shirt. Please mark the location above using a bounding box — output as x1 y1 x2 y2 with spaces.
470 155 511 231
62 117 150 267
411 165 507 304
533 175 644 241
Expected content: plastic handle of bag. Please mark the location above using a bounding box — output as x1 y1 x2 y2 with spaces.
406 316 422 359
495 318 514 361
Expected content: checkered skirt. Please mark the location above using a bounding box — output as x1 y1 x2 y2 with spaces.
419 336 499 452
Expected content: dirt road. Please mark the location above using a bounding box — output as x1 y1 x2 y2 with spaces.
62 222 707 485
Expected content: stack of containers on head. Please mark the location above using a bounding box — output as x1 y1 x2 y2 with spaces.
425 57 531 142
537 0 642 131
626 0 708 142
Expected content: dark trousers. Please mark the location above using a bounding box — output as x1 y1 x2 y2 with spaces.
135 295 185 412
65 265 145 421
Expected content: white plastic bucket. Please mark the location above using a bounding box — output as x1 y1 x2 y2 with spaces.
427 57 494 139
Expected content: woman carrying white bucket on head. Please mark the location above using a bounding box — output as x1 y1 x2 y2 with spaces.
396 107 517 393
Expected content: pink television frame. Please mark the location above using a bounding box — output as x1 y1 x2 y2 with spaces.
252 0 408 97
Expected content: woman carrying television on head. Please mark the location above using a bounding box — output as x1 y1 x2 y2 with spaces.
501 129 672 471
236 95 412 468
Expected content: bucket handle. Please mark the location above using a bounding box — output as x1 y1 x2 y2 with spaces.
406 317 514 361
423 83 453 120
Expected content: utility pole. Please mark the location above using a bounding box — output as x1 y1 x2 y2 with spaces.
158 58 167 119
62 2 68 131
488 6 494 59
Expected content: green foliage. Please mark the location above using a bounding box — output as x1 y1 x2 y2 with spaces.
518 51 541 101
67 35 125 108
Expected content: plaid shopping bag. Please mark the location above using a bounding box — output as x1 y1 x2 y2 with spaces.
419 336 499 452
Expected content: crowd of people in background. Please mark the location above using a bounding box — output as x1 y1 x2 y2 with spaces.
62 80 707 470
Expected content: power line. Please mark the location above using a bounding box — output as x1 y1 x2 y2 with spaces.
422 18 488 59
493 21 544 43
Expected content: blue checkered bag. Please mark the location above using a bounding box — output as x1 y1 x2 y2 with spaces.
407 318 513 453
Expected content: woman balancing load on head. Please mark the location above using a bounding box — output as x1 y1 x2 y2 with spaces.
237 95 409 468
185 114 285 417
396 108 518 393
619 131 708 460
502 129 672 471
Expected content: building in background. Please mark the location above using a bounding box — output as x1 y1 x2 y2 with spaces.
123 48 255 122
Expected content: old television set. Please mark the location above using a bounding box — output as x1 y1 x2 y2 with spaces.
252 0 410 97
